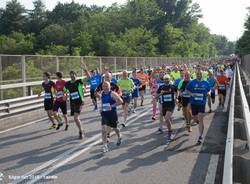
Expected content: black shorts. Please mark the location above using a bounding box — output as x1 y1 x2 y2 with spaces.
101 112 118 128
53 101 67 114
162 103 175 116
191 104 205 116
70 101 83 116
90 89 96 100
211 92 215 99
139 85 146 92
121 94 131 104
44 100 53 111
218 90 226 97
181 97 190 107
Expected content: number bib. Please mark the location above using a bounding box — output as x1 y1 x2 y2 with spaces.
44 93 52 99
102 103 111 112
182 92 190 98
218 84 225 90
163 94 172 102
56 91 63 98
194 93 203 101
71 92 80 100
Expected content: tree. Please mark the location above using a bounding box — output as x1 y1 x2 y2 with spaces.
0 32 35 54
108 27 159 56
26 0 47 35
0 0 26 34
236 8 250 56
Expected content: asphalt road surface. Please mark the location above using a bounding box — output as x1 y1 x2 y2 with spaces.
0 93 228 184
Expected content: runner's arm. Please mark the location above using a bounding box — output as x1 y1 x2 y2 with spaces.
111 92 123 107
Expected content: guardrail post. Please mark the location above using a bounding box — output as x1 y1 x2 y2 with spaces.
125 57 128 71
56 56 59 72
21 55 26 97
80 56 84 76
0 55 3 100
99 57 102 73
114 57 117 74
135 57 138 69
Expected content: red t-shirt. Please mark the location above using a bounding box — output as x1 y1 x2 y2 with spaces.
216 75 229 91
55 80 66 102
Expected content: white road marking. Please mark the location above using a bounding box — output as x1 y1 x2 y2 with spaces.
0 118 48 134
12 108 151 184
204 154 219 184
0 103 93 135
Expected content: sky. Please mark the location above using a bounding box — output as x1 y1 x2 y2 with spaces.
0 0 249 41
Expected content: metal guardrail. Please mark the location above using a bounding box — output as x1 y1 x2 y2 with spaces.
222 63 236 184
222 62 250 184
0 54 217 101
0 71 124 119
237 64 250 148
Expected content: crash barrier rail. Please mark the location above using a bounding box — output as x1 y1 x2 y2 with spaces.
223 62 250 184
0 55 219 101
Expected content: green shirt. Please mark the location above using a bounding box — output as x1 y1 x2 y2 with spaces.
118 79 134 95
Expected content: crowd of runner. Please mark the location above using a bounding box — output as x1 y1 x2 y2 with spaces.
39 57 236 153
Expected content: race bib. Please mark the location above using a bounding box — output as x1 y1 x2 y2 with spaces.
102 103 111 112
194 93 203 101
56 91 63 98
163 94 172 102
44 93 52 99
71 92 80 100
218 84 225 90
182 92 190 98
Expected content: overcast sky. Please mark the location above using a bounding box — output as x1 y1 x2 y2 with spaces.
0 0 249 41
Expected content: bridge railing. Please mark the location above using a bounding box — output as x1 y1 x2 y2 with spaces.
0 54 214 101
223 62 250 184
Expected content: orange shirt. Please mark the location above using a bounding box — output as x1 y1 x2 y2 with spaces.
216 75 229 90
136 73 149 86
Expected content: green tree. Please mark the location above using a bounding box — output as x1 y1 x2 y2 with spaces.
0 0 26 34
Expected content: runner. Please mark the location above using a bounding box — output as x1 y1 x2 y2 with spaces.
130 69 141 113
100 81 123 153
136 68 149 106
156 74 177 141
207 72 218 113
186 69 210 144
81 61 102 111
156 71 166 133
38 72 56 129
53 72 69 131
117 71 135 127
150 72 160 120
216 69 229 108
63 70 85 139
178 71 192 132
95 72 120 142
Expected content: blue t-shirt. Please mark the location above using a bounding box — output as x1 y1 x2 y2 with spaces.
207 77 216 93
131 77 141 95
157 79 165 104
174 78 182 88
111 78 117 84
186 79 210 105
88 74 102 90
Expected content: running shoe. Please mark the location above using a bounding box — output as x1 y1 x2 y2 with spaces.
157 128 164 134
102 145 109 153
186 125 192 132
116 137 123 146
166 131 173 141
49 124 56 129
152 116 156 121
65 124 69 131
197 136 203 145
121 123 126 128
56 123 63 130
79 131 83 140
132 109 136 113
93 105 98 111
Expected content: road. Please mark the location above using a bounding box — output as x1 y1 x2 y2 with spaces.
0 93 228 184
